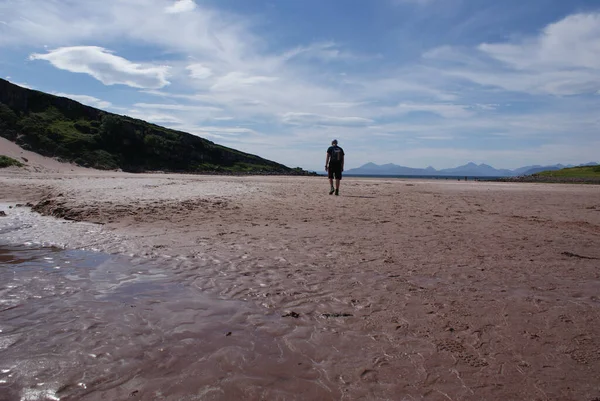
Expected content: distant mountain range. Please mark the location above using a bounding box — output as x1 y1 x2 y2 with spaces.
344 162 600 177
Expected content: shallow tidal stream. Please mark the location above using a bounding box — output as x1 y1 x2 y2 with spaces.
0 244 339 401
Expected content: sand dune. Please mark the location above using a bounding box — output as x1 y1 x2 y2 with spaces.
0 136 91 174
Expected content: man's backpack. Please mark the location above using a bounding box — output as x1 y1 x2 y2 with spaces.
331 146 343 162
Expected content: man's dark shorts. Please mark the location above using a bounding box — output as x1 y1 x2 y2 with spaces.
328 162 342 180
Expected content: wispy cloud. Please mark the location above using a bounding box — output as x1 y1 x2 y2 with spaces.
282 112 374 127
211 72 279 91
186 64 213 79
12 82 32 89
31 46 170 89
318 102 369 109
54 93 112 109
393 103 473 118
479 13 600 71
165 0 196 14
125 110 183 124
133 103 221 112
425 12 600 96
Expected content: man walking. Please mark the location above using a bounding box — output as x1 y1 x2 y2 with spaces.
325 139 345 196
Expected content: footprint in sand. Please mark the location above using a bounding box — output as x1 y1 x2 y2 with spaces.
436 339 488 367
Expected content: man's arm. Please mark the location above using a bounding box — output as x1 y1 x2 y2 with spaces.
325 153 330 171
341 151 345 171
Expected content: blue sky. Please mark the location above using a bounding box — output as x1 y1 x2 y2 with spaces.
1 0 599 171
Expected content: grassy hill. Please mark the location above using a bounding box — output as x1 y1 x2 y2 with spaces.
495 164 600 184
0 79 309 174
535 165 600 178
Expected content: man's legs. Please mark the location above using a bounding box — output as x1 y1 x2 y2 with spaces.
332 165 342 195
329 164 342 195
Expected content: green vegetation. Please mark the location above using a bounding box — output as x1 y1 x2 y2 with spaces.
0 155 24 168
497 164 600 184
0 79 313 175
536 166 600 178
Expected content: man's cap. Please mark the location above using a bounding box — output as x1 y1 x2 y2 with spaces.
332 139 338 144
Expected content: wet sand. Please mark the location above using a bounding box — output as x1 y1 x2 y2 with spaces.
1 169 600 400
0 245 333 401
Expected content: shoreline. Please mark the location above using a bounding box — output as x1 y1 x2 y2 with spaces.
1 170 600 400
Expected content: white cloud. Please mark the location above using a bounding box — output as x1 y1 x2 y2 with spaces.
425 13 600 96
351 75 459 102
394 103 473 118
417 135 454 140
282 112 373 127
443 65 600 96
160 124 261 141
30 46 170 89
126 110 183 124
474 104 499 111
479 13 600 70
165 0 196 14
12 82 32 89
318 102 368 109
186 63 212 79
54 93 112 109
5 76 30 89
211 72 279 90
140 90 211 101
133 103 221 112
282 42 345 62
196 126 258 135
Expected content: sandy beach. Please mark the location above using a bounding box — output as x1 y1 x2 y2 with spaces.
1 156 600 400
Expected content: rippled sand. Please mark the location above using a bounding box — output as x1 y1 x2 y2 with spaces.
1 171 600 400
0 246 334 401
